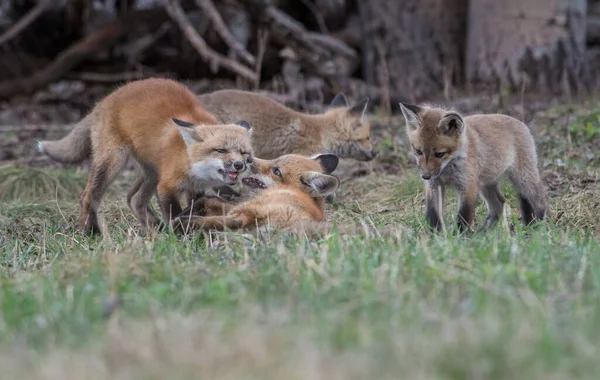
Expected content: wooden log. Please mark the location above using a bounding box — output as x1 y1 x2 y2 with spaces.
466 0 588 93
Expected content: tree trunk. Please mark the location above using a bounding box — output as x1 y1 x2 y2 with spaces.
360 0 468 103
466 0 588 93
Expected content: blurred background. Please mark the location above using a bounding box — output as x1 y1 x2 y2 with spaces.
0 0 596 162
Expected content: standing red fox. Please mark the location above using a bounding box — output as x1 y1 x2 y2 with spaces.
174 153 340 232
38 78 254 234
198 89 377 161
400 103 548 232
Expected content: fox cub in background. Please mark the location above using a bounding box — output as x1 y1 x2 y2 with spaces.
174 153 340 232
39 78 254 234
198 89 377 162
400 103 548 232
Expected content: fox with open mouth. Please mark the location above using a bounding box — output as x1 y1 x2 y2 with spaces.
176 153 340 231
38 78 254 234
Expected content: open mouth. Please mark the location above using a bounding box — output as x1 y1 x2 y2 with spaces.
242 177 267 190
219 169 239 184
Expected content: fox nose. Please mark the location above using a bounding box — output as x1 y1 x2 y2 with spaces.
421 174 432 180
364 148 378 161
233 161 245 171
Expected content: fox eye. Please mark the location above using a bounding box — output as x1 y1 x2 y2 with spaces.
414 148 423 156
246 156 253 163
215 148 227 154
366 136 371 141
434 152 446 158
272 167 282 177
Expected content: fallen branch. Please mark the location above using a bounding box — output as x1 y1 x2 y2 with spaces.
0 9 168 100
245 3 358 77
195 0 255 66
165 0 257 82
0 0 53 46
68 71 173 83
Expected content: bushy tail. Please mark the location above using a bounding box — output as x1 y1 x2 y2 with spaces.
38 111 95 163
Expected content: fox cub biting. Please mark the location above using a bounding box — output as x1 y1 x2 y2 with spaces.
399 103 548 232
174 153 340 232
38 78 254 234
198 89 377 161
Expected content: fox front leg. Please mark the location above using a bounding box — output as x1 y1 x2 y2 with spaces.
425 184 445 232
456 184 478 233
173 215 248 233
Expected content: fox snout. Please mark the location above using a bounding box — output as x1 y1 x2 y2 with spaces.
420 168 440 180
364 148 378 161
232 161 245 171
224 160 247 173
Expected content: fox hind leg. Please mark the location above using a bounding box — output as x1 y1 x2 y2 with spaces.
79 148 129 234
127 175 161 230
127 164 161 230
480 183 506 228
508 168 548 225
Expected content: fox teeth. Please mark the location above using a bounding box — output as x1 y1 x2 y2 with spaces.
227 172 238 179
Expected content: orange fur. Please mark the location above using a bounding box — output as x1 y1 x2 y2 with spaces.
174 153 340 232
39 78 254 234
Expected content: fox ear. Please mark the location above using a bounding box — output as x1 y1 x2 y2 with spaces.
178 126 203 146
302 171 340 198
311 153 339 174
235 120 253 137
173 118 195 128
329 93 349 108
438 113 464 136
348 97 369 123
235 120 252 131
399 103 421 131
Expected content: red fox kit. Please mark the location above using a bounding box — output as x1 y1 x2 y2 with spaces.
38 78 254 234
174 153 340 232
399 103 548 232
198 89 377 161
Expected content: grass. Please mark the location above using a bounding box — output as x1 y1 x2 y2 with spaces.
0 101 599 379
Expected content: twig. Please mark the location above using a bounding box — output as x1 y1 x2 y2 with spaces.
307 32 357 60
0 9 168 99
194 0 255 66
0 0 53 46
68 71 172 83
164 0 257 82
253 28 269 89
298 0 328 34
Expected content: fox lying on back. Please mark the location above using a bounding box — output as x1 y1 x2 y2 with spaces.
174 153 340 232
400 103 548 232
198 90 377 162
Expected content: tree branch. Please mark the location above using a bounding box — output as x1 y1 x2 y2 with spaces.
0 0 53 46
0 9 168 99
165 0 257 82
194 0 256 66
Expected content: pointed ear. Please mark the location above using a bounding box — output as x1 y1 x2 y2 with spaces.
235 120 253 137
399 103 421 131
348 97 369 123
178 126 202 147
310 153 339 174
438 113 464 136
329 93 349 108
173 118 195 128
235 120 252 131
302 171 340 198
